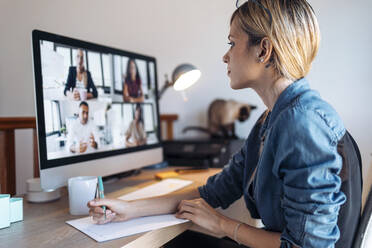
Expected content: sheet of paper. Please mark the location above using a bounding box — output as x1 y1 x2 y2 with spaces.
66 215 188 242
66 178 193 242
119 178 193 201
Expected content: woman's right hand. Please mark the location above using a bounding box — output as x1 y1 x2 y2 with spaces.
66 89 80 101
87 198 135 224
73 89 80 100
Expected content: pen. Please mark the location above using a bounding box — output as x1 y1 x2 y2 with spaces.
97 176 106 220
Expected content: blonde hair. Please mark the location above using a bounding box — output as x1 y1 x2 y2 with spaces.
232 0 320 81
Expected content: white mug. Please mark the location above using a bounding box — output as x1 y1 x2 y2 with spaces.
68 176 97 215
78 88 88 101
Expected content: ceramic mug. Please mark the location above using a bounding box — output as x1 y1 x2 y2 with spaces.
78 88 88 101
68 176 97 215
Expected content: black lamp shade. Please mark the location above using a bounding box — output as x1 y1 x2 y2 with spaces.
158 63 201 99
172 64 201 91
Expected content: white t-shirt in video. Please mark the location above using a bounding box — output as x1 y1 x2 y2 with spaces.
67 119 98 153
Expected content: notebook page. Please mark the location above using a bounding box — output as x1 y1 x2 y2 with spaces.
66 215 188 242
119 178 193 201
66 178 193 242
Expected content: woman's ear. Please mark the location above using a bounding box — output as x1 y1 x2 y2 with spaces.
257 37 273 66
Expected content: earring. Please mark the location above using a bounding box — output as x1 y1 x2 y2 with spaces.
257 52 263 63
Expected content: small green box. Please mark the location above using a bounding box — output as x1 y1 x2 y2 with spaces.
0 194 10 229
10 198 23 223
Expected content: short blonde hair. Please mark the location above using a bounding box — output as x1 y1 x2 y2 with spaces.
232 0 320 81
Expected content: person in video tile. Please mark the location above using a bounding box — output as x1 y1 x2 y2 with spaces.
122 58 144 103
125 104 146 147
67 101 98 153
64 49 98 101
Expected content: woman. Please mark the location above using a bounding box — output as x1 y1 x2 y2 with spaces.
88 1 362 247
63 49 98 100
123 58 144 103
124 103 146 147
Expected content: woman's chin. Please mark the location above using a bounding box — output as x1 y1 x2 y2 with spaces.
229 81 243 90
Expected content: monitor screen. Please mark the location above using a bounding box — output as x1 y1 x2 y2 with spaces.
32 30 162 179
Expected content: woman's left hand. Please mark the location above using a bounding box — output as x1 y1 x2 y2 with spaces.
175 198 227 236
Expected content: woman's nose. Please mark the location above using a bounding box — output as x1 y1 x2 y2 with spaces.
222 52 229 63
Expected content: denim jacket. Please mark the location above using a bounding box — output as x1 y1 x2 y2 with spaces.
198 78 347 247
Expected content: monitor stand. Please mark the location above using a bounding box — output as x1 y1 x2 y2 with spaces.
26 178 61 203
103 169 142 184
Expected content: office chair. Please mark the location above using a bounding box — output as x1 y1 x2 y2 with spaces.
353 186 372 248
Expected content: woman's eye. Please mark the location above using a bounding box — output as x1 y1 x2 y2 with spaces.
228 41 235 48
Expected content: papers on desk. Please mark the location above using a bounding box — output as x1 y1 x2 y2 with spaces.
118 178 193 201
66 178 193 242
66 215 188 242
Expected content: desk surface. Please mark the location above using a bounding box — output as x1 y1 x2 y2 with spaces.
0 167 220 248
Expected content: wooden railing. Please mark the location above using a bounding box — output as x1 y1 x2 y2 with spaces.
0 114 178 195
160 114 178 140
0 117 39 195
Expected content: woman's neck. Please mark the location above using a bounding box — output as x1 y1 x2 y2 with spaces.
77 65 84 73
254 77 293 111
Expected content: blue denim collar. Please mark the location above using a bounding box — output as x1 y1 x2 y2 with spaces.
267 77 310 129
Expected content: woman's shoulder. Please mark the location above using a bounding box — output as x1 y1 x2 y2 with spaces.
275 90 345 145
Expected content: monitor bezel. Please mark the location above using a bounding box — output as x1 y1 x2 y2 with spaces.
32 29 162 171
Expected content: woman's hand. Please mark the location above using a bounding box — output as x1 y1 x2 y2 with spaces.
175 198 227 236
87 198 135 224
72 89 80 100
66 90 80 100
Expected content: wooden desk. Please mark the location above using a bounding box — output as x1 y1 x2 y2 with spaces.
0 167 220 248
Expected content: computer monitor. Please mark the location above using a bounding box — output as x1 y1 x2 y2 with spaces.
32 30 163 190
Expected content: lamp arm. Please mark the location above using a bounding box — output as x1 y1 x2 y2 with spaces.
158 76 172 99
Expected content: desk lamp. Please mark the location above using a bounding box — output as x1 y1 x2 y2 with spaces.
158 64 201 99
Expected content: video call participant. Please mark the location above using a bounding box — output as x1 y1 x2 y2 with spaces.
67 101 98 153
64 49 98 101
122 58 144 103
125 103 146 147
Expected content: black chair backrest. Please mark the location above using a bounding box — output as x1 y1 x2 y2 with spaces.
336 131 363 248
353 186 372 248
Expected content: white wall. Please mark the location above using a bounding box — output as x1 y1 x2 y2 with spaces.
0 0 371 205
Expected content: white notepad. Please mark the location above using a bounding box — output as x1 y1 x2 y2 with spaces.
66 215 188 242
66 178 193 242
118 178 193 201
